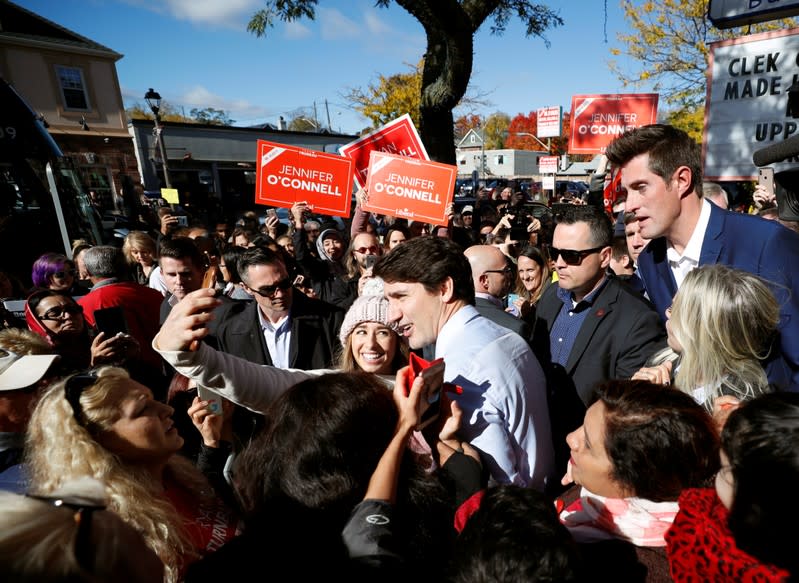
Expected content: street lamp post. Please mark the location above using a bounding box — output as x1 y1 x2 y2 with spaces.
144 87 172 189
511 131 551 154
509 131 553 203
296 116 320 132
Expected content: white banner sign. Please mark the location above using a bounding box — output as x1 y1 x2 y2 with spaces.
537 106 562 138
704 27 799 180
538 155 559 174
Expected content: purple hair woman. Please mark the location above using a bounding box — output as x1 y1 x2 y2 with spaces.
31 253 78 293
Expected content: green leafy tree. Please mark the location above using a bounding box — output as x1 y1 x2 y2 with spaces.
248 0 563 164
190 107 235 126
482 112 511 149
611 0 795 113
288 117 320 132
663 105 704 142
345 61 423 129
125 101 192 123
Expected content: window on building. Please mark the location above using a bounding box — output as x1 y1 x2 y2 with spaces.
55 66 90 110
495 155 504 165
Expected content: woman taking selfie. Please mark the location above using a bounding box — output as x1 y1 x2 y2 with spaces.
154 288 411 414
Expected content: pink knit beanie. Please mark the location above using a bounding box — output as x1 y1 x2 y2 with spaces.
338 292 396 345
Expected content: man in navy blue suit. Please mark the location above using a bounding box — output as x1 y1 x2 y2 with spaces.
606 124 799 391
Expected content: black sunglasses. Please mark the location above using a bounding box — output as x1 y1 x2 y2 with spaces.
64 370 99 426
27 490 106 573
483 266 513 276
39 304 83 321
548 245 606 266
249 277 293 298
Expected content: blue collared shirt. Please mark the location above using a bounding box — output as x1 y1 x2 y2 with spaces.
257 309 292 369
550 277 609 367
436 305 554 490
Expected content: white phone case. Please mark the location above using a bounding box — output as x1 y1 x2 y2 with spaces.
196 385 222 415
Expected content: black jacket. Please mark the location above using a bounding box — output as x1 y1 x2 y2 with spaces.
211 290 344 370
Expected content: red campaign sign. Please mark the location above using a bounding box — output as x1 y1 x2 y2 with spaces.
603 166 624 216
254 140 353 218
568 93 659 154
339 114 429 189
363 151 456 227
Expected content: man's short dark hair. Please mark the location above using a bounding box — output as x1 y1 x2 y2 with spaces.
452 485 582 582
159 237 205 270
605 124 703 195
373 236 474 305
554 205 613 248
237 246 286 286
611 235 633 267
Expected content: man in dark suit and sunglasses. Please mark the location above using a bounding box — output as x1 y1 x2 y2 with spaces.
532 205 666 476
213 247 343 371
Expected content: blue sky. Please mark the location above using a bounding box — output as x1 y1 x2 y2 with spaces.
16 0 649 134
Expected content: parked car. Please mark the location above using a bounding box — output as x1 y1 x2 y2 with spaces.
454 178 475 197
556 180 589 196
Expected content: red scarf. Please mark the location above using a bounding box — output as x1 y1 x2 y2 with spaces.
665 488 789 582
24 299 55 345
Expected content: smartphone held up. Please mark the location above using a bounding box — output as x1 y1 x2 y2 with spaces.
406 353 446 430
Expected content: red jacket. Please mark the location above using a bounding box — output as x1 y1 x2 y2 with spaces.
79 280 164 370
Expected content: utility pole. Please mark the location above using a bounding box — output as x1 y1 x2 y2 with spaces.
325 99 332 131
313 102 320 132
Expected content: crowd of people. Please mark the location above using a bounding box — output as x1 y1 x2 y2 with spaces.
0 123 798 582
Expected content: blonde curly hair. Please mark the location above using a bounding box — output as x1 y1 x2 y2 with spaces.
25 366 212 583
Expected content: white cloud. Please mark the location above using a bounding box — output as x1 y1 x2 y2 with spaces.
178 85 276 120
284 21 311 39
363 10 392 36
317 8 359 40
125 0 261 29
358 6 425 59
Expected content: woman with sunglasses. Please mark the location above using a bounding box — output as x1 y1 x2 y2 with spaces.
24 290 133 374
30 252 87 296
25 367 240 583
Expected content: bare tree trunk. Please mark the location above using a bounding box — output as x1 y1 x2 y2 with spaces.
397 0 493 163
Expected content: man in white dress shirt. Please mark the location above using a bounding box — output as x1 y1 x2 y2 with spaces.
374 236 554 490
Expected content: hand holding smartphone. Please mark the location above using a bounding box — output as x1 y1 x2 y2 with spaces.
93 306 129 337
197 385 222 416
406 353 446 430
363 255 378 270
